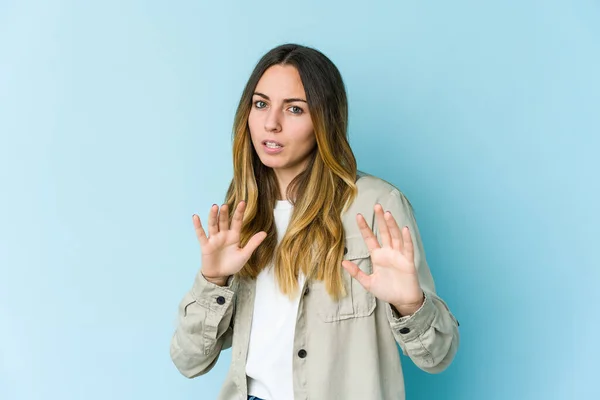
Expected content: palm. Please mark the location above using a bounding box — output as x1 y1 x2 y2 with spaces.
193 201 267 281
201 228 247 277
364 246 422 307
342 204 424 313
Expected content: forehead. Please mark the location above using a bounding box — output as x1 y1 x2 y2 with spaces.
255 64 306 98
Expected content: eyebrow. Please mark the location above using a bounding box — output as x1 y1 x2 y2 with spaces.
253 92 307 103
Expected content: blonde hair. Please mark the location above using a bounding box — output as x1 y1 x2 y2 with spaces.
225 44 357 299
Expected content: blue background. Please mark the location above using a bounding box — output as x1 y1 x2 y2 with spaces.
1 1 598 399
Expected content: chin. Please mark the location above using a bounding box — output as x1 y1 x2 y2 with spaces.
257 155 284 169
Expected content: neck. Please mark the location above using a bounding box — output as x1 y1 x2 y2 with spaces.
273 164 307 200
271 155 314 200
273 169 295 200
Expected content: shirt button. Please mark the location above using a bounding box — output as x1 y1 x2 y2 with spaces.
399 327 410 334
216 296 226 305
298 349 307 358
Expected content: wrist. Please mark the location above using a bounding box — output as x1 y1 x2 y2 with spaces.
201 272 229 286
392 291 425 317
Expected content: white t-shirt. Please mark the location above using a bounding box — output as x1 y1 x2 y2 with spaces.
246 199 305 400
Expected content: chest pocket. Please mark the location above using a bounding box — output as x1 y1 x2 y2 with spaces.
315 236 376 322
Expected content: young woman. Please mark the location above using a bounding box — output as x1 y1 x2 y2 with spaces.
170 44 460 400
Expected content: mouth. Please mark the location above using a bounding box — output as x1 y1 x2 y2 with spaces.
262 140 284 149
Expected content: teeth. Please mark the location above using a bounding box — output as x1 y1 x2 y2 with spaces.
265 141 282 148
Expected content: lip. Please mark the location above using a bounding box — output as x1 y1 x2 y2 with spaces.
262 139 284 147
262 140 284 155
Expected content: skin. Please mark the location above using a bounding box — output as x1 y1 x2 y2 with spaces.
191 64 424 316
342 205 425 316
248 64 317 200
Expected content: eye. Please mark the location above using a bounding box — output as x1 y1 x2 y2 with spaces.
288 106 304 115
254 100 267 109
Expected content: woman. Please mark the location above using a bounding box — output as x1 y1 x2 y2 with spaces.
170 43 459 400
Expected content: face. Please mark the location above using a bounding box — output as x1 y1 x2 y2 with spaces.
248 64 316 181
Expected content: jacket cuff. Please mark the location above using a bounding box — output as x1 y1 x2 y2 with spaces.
386 291 437 342
190 272 235 318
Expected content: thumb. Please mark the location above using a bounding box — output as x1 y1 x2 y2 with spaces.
240 231 268 259
342 260 372 291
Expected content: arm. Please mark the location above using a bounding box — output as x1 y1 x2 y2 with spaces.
170 272 236 378
381 189 460 374
170 201 266 377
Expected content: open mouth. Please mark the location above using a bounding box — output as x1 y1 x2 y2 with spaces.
262 140 283 149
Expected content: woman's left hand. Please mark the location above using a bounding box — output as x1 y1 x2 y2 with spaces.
342 204 425 317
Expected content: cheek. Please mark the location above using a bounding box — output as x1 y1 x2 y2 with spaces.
248 111 261 141
299 122 316 148
303 133 316 150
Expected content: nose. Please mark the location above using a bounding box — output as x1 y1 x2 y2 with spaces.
264 108 282 133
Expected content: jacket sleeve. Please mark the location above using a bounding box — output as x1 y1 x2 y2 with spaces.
378 188 460 374
170 271 236 378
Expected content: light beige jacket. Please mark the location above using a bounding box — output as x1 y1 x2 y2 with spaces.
170 172 460 400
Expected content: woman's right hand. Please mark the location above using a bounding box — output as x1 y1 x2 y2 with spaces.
192 201 267 286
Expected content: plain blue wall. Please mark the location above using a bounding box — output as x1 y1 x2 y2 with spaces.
1 1 598 399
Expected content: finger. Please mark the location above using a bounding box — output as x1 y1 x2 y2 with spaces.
218 204 229 232
230 201 246 233
384 211 404 252
402 226 414 260
240 231 268 259
356 213 381 253
342 260 372 291
192 214 208 247
375 204 391 248
207 204 219 237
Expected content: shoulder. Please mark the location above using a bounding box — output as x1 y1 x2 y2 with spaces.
341 170 413 222
342 171 416 236
354 170 407 202
342 171 415 239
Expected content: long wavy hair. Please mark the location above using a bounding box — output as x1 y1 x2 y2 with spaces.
225 44 357 299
